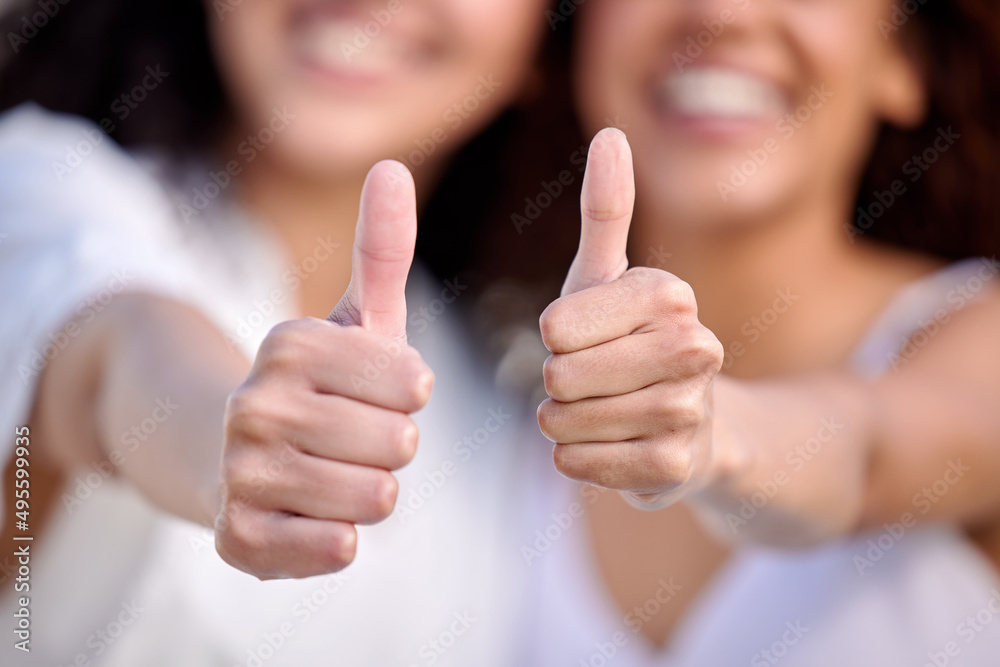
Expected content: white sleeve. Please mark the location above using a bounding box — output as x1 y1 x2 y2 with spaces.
0 103 207 491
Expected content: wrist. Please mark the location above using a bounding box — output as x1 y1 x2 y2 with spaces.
696 374 756 496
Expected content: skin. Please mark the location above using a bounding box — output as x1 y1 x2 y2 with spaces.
24 0 548 580
537 0 1000 645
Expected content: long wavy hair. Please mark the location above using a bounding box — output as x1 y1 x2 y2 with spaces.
1 0 998 372
2 0 583 290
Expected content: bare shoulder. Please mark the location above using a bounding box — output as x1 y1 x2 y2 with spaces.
896 259 1000 382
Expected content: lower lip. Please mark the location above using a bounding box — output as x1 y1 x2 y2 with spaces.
294 54 400 90
653 105 783 144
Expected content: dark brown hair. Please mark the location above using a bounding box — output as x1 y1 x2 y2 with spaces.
1 0 997 341
0 0 568 297
853 0 1000 258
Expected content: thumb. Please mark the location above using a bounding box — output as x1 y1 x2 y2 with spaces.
328 160 417 339
561 128 635 297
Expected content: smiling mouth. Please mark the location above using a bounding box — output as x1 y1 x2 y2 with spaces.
655 67 787 121
291 10 436 82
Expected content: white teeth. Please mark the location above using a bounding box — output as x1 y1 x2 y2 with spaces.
295 20 413 74
659 68 785 119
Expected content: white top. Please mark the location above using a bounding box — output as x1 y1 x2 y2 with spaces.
526 257 1000 667
1 104 998 666
0 104 532 666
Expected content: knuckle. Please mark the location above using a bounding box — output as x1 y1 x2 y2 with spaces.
674 393 706 429
624 267 663 299
652 389 704 430
624 266 658 284
219 448 257 492
267 319 301 341
684 328 725 376
220 512 267 557
225 390 285 442
261 321 309 361
646 443 694 490
651 276 697 314
581 201 629 225
225 388 256 425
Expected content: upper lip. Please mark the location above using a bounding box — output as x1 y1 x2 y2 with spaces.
290 0 431 44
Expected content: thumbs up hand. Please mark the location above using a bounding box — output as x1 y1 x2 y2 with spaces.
537 129 725 509
216 161 434 579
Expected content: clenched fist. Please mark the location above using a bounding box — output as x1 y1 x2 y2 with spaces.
537 129 724 509
216 161 434 579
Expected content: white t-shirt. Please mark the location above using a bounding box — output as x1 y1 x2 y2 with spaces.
0 103 534 667
523 264 1000 667
2 103 999 667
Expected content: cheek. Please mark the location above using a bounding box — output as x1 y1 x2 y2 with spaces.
779 7 886 191
208 4 287 129
446 0 548 75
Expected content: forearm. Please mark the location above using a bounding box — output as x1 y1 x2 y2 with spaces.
689 374 875 547
691 359 1000 547
31 294 250 527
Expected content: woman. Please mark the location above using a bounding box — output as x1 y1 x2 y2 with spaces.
0 0 551 664
522 0 1000 664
